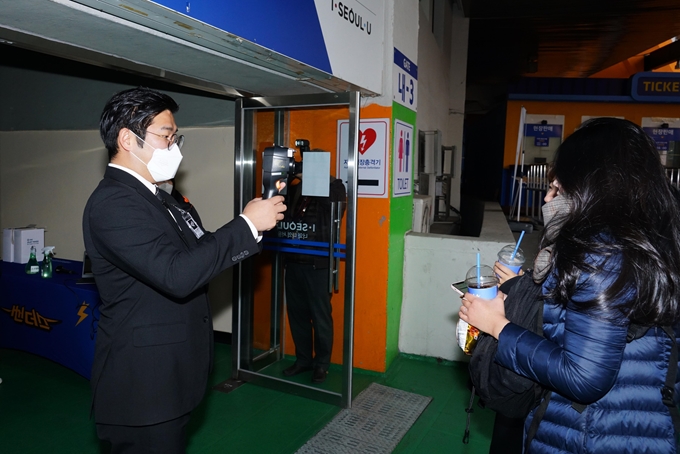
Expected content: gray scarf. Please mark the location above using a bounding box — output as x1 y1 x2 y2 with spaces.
534 194 572 283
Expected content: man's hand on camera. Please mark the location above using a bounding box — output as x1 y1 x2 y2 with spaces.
242 195 286 232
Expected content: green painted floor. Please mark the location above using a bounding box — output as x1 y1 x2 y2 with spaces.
0 344 495 453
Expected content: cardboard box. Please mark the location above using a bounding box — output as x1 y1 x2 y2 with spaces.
2 228 14 262
3 228 44 263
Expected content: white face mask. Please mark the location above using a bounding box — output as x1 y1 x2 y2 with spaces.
130 132 183 182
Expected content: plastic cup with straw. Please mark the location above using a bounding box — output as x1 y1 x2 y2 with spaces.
457 253 499 355
498 231 526 274
466 252 498 300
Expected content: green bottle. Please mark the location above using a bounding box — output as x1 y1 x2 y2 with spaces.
41 246 55 278
25 245 39 274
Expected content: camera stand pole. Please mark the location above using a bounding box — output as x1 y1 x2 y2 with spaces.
516 150 525 222
509 150 524 221
510 106 527 203
507 150 534 233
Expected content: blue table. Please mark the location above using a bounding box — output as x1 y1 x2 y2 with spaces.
0 259 100 379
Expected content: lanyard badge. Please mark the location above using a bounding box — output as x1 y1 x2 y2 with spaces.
174 205 204 239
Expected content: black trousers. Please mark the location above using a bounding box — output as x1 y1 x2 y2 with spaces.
489 412 524 454
285 262 333 369
96 412 191 454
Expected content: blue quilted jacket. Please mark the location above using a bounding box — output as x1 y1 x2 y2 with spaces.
496 258 680 453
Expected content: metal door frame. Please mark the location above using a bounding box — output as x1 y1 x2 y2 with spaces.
232 92 360 408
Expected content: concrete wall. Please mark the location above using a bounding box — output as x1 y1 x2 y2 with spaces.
416 1 468 211
399 202 515 362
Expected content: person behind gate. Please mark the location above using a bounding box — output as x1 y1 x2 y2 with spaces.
276 157 346 384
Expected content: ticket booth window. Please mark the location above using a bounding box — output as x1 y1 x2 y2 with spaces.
642 117 680 168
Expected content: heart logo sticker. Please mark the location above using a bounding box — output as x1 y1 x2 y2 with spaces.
359 128 377 154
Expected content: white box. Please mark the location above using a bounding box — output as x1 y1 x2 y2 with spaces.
2 228 14 262
12 228 44 264
412 195 433 233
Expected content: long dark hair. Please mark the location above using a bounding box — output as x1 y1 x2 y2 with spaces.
545 117 680 326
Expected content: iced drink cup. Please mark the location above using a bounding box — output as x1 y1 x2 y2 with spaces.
456 264 498 355
497 244 525 274
466 264 499 299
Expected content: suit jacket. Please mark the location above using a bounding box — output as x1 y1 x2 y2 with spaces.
82 166 258 425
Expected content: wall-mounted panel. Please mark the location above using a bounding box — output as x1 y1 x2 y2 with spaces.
153 0 385 93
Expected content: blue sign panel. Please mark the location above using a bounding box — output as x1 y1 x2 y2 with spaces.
643 127 679 152
631 72 680 102
524 124 563 138
393 48 418 79
155 0 332 73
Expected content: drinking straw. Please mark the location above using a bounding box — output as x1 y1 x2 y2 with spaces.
476 252 481 283
511 231 525 260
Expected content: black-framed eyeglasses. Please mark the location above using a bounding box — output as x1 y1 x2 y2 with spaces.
145 130 185 149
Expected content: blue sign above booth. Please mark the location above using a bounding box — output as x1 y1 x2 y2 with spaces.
631 72 680 102
525 123 562 147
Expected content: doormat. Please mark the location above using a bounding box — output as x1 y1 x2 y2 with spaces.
296 383 432 454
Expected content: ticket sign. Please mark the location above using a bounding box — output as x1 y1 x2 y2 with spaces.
337 119 390 198
393 48 418 110
632 72 680 102
393 120 414 197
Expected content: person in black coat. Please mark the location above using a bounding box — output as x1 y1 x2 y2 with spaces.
278 169 346 384
83 87 286 453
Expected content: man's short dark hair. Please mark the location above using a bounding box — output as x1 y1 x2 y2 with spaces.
100 87 179 161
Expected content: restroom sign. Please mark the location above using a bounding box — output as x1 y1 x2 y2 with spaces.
393 119 413 197
337 119 389 198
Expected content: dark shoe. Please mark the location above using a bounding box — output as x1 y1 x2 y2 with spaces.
283 363 312 377
312 367 327 383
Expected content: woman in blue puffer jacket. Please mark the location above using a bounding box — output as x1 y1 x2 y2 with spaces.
460 117 680 453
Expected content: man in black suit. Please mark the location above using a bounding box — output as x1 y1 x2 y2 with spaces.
83 87 286 453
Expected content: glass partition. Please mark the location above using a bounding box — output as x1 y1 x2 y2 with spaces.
232 92 360 407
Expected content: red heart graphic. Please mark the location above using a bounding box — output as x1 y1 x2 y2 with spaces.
359 128 377 154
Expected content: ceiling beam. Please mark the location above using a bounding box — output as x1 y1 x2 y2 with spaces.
644 40 680 71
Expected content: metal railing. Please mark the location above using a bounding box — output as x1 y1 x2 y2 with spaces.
668 168 680 188
512 165 680 223
510 164 549 222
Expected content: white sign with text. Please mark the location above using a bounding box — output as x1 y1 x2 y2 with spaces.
337 119 390 198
